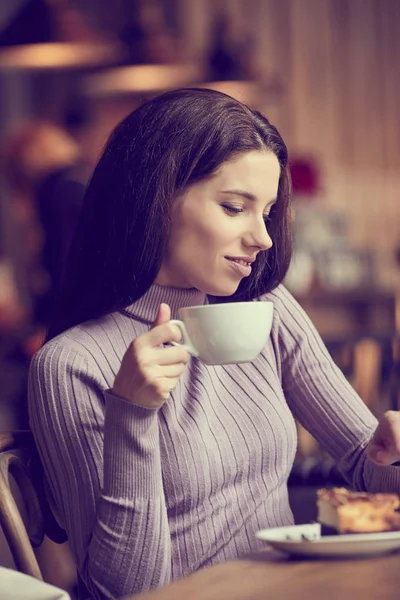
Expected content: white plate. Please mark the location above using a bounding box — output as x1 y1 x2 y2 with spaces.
256 523 400 558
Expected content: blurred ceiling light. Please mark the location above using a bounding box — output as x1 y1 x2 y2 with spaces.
196 80 260 105
83 64 199 97
197 76 285 105
0 41 123 70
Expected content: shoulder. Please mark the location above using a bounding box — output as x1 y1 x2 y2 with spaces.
40 311 144 357
29 316 112 378
28 323 108 417
29 327 97 388
30 311 146 385
258 284 321 351
28 326 109 444
259 284 305 324
31 320 102 365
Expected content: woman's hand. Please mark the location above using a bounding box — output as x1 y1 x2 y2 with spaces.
112 303 189 408
366 411 400 466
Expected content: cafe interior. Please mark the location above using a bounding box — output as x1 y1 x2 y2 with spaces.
0 1 400 598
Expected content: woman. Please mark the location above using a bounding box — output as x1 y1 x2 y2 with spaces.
28 88 400 600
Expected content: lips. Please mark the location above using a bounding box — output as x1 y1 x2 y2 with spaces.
225 255 256 265
225 257 252 277
229 258 251 266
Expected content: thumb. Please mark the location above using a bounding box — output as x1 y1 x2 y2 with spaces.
152 303 171 328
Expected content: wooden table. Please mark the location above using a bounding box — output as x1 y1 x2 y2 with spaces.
132 550 400 600
295 289 397 339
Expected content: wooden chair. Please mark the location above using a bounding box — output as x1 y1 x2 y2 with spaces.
0 431 44 578
0 430 69 581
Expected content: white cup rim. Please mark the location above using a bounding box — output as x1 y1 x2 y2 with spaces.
180 300 273 312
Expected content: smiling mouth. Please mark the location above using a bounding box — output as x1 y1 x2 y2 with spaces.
225 257 252 277
225 257 254 266
227 258 251 266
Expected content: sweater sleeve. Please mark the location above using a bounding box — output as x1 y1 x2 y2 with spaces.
28 342 171 599
269 285 400 494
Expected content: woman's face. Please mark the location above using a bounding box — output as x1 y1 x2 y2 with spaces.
156 150 280 296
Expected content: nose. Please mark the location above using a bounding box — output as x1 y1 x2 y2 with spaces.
246 218 273 251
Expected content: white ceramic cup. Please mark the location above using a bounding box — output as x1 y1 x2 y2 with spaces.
170 301 274 365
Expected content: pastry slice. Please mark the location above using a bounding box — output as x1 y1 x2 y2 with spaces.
317 487 400 534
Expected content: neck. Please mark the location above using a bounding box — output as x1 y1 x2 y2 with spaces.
123 283 207 324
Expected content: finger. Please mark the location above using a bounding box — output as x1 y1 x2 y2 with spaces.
145 322 182 347
367 448 397 466
153 345 189 365
152 303 171 328
367 442 400 466
158 363 187 378
157 378 180 400
367 411 400 465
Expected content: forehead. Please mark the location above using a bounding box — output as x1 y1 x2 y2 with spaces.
174 150 281 214
213 151 280 193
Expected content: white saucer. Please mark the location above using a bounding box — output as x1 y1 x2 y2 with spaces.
256 523 400 558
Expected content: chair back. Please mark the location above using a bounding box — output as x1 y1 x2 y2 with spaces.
0 431 67 579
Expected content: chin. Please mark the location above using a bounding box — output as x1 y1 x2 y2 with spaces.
196 279 240 297
213 287 238 297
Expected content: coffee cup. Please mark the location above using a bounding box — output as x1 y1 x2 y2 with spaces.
170 301 273 365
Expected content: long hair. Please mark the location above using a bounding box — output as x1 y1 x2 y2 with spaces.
47 88 292 339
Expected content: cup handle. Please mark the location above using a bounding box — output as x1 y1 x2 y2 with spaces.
169 320 199 357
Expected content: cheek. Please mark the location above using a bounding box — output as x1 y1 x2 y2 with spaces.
175 220 223 255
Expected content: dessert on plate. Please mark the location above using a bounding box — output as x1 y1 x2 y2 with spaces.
316 487 400 534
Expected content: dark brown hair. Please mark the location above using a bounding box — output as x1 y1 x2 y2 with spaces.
47 88 292 339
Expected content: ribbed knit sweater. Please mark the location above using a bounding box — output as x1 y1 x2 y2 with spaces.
28 284 400 600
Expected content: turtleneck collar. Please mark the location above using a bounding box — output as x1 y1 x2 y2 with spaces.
122 284 207 324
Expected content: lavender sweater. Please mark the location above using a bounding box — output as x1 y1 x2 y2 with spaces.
28 284 400 599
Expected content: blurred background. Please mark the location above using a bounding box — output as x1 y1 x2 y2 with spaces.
0 0 400 517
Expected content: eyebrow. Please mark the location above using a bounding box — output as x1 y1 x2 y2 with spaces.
220 189 277 207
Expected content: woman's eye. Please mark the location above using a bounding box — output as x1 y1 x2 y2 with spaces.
221 204 244 215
